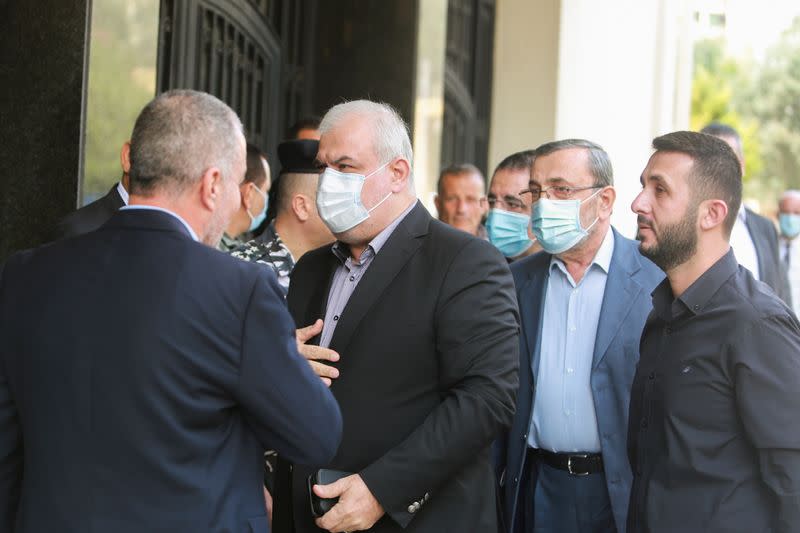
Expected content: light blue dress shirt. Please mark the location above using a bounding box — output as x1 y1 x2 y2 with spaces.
529 228 614 453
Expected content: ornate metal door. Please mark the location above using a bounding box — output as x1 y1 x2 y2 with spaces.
441 0 495 176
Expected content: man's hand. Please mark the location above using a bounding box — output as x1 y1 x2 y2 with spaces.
296 319 340 386
263 486 273 525
313 474 385 532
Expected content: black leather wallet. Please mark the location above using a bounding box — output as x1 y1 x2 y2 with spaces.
307 469 352 518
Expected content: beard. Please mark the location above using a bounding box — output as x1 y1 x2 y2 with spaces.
637 203 698 271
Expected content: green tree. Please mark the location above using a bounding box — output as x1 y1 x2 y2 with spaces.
744 16 800 195
690 38 763 184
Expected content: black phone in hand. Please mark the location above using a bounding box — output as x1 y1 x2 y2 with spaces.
307 469 352 518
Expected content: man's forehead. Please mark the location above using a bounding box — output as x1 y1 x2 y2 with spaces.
646 150 694 180
442 172 484 193
491 168 528 192
530 148 591 183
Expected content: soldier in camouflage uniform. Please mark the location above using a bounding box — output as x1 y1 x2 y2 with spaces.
230 219 294 291
229 139 333 295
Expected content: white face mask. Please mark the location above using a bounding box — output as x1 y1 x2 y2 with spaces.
316 161 393 234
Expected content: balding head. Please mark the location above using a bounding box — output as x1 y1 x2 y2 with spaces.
129 89 244 196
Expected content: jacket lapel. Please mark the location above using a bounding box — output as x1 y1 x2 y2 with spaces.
328 202 430 353
592 229 642 369
516 255 550 382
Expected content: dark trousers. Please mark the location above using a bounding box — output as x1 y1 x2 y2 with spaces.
522 461 616 533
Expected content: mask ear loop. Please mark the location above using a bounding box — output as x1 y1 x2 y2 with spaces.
580 187 605 232
364 159 396 213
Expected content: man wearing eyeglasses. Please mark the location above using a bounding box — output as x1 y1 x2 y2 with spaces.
485 150 542 261
496 139 663 533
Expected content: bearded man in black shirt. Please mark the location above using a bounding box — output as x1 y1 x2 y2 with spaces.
627 130 800 533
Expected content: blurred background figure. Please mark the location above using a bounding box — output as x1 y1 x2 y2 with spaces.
287 116 321 141
231 139 333 293
700 123 791 306
779 189 800 315
218 143 271 252
486 149 541 261
434 163 488 238
54 143 131 239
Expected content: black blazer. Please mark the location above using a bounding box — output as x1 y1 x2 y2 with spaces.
745 207 792 307
279 202 520 533
53 183 125 239
0 209 342 533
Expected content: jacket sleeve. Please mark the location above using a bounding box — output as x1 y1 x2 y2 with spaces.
360 239 520 528
235 269 343 467
0 259 23 531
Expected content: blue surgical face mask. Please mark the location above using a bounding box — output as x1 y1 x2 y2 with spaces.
531 189 602 254
246 183 268 232
486 208 533 258
316 161 392 234
779 213 800 239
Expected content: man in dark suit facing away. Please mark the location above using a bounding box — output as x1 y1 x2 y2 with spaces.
54 143 131 239
273 99 520 533
0 89 342 533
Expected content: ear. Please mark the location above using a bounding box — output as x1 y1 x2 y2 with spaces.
292 193 312 222
433 193 442 212
120 142 131 173
699 199 729 232
388 157 411 193
598 186 616 219
240 182 255 210
199 166 224 211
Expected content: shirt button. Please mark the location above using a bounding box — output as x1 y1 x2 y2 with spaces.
522 433 527 441
665 326 672 334
693 304 700 311
349 275 355 282
641 420 648 429
565 409 571 416
567 368 574 374
513 476 519 484
648 372 655 380
333 315 339 321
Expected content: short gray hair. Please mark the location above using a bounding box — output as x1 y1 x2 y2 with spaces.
129 89 244 195
533 139 613 187
319 100 414 179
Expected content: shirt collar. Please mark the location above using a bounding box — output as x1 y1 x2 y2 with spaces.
549 226 615 277
737 206 747 223
652 247 739 321
331 200 418 265
120 205 199 241
117 181 130 205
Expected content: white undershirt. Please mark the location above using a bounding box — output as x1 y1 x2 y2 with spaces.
117 181 129 205
730 208 760 281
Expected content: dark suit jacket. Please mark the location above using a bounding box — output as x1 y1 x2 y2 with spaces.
498 228 664 533
0 209 342 533
53 184 125 239
745 207 792 307
279 202 520 533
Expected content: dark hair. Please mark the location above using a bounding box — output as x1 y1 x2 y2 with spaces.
532 139 613 186
129 89 243 195
493 150 535 175
437 163 484 195
244 143 268 185
653 130 742 236
286 116 321 139
700 122 743 159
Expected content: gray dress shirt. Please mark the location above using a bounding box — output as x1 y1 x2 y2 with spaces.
319 201 417 348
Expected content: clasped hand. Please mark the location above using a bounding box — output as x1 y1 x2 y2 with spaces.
313 473 385 532
296 319 340 386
